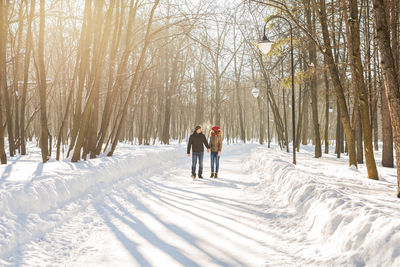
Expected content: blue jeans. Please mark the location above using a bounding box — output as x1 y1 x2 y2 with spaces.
192 152 204 176
211 151 220 173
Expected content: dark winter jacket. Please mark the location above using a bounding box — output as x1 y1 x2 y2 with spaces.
187 132 210 154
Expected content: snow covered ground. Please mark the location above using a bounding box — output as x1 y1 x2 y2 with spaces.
0 143 399 266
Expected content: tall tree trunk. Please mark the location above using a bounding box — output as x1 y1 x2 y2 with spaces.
138 98 144 145
215 75 221 125
13 2 24 154
0 0 8 163
302 85 310 145
342 0 378 178
306 1 322 158
323 65 329 154
20 0 34 156
1 0 14 157
353 103 364 164
194 68 203 126
372 45 380 151
372 0 400 195
161 5 171 145
381 84 394 167
365 1 380 151
38 0 49 163
301 85 310 146
283 87 289 152
296 72 304 152
234 49 246 143
335 102 342 158
162 49 181 144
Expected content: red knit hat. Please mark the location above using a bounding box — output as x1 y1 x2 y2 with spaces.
212 126 220 132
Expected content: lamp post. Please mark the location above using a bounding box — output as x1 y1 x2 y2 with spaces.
252 88 263 144
252 87 270 148
257 15 296 165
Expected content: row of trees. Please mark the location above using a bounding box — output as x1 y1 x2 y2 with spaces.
0 0 271 164
249 0 399 195
0 0 175 163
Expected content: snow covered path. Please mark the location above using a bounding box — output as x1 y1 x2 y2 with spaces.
1 144 400 266
4 145 278 266
70 146 273 266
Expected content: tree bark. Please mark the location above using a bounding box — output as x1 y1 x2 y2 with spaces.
323 65 329 154
0 0 8 163
372 0 400 195
343 0 378 178
38 0 49 163
381 84 394 167
12 2 24 154
20 0 35 156
306 1 322 158
1 0 14 157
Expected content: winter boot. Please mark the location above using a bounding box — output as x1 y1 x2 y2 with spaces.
214 173 218 178
191 174 196 179
198 175 204 179
210 172 214 178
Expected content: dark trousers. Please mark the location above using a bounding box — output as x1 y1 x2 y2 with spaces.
192 152 204 176
211 151 220 173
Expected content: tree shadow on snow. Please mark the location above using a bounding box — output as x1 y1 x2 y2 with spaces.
93 203 153 267
108 192 245 266
0 155 21 184
133 178 320 264
94 199 202 267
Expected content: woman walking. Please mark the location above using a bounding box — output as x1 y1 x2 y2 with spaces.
209 126 223 178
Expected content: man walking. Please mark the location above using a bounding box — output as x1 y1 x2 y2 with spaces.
187 126 210 179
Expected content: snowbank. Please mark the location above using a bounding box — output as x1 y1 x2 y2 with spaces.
247 146 400 266
0 144 185 259
2 142 399 266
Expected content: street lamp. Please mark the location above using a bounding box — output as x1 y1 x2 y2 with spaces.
251 87 260 98
257 36 275 55
257 15 296 164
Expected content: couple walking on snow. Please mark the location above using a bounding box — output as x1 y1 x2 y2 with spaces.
187 125 223 179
